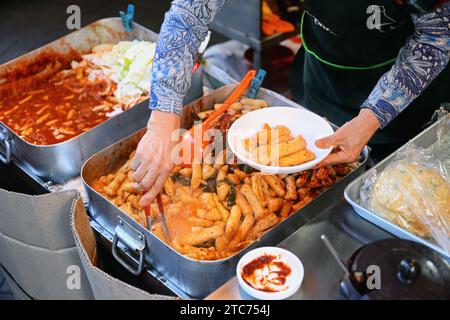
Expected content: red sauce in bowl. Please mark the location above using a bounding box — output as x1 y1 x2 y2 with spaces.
241 254 292 292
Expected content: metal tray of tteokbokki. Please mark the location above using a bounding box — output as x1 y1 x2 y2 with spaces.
82 84 370 298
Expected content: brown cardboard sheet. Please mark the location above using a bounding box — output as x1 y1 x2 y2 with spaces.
70 195 176 300
0 188 93 299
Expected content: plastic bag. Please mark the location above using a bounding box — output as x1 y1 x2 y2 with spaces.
360 115 450 254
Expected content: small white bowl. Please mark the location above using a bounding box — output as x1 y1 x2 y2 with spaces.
236 247 304 300
227 106 334 174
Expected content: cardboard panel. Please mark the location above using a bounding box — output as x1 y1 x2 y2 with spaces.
0 188 93 299
0 233 92 299
71 197 175 300
0 265 29 300
0 189 76 250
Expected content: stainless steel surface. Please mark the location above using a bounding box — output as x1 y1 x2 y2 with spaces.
157 194 171 242
206 199 393 300
209 0 299 69
0 153 51 195
345 115 450 259
146 216 152 233
90 218 181 298
210 1 299 50
112 216 146 276
82 84 370 299
0 17 202 184
210 0 262 50
159 211 171 242
320 234 350 276
0 126 11 164
203 64 238 90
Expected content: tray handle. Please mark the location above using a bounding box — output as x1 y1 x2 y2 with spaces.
112 217 146 276
0 125 11 164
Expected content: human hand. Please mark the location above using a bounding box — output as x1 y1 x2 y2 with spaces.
131 110 180 207
315 109 380 167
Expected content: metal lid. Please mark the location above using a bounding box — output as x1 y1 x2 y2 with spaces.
349 239 450 300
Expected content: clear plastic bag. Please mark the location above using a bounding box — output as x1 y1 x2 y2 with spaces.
360 115 450 254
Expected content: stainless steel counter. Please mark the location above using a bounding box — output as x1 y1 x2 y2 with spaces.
206 199 393 300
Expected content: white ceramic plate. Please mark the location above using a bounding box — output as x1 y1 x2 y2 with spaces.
236 247 304 300
227 107 334 174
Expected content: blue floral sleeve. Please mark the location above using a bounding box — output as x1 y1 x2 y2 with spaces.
361 2 450 128
149 0 225 115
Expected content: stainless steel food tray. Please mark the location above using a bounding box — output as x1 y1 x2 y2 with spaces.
0 17 201 184
82 84 370 298
345 115 450 259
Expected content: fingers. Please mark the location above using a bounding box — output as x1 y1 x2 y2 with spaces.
318 152 348 167
139 172 170 207
316 122 354 149
135 157 162 192
131 137 150 183
133 157 150 186
130 151 141 172
131 133 149 172
315 134 337 149
317 148 360 167
132 132 160 187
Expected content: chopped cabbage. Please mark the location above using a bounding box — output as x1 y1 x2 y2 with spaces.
84 40 156 106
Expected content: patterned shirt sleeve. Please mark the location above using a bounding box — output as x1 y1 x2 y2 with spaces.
149 0 225 115
361 2 450 128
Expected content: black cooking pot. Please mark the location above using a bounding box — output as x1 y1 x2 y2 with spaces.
340 239 450 300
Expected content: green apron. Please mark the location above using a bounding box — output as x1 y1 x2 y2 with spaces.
289 0 450 160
